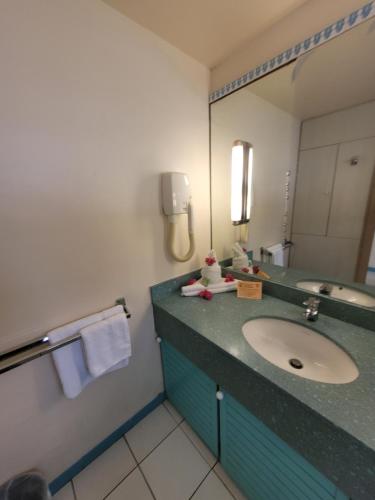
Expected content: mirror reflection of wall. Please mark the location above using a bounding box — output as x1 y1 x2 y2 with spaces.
211 63 300 261
291 102 375 283
210 17 375 287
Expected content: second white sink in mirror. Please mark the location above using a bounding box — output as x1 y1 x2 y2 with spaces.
296 281 375 308
242 318 359 384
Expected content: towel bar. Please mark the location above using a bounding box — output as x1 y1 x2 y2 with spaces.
0 298 131 375
260 240 294 260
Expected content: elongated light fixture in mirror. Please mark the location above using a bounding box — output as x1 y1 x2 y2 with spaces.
231 140 253 225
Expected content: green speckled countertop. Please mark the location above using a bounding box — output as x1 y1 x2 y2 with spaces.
152 274 375 500
229 260 375 299
225 261 375 332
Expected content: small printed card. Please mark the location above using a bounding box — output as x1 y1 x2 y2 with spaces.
237 280 262 300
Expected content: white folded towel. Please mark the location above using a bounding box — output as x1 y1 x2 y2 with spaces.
181 279 238 297
81 313 131 378
49 305 128 399
181 283 206 294
267 243 285 267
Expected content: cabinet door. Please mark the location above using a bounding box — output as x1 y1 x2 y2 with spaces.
220 391 348 500
328 137 375 239
292 145 337 235
161 340 218 456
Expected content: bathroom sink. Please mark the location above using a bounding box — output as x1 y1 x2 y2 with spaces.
242 318 358 384
296 280 375 308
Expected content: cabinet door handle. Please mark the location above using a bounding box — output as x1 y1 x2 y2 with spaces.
216 391 224 400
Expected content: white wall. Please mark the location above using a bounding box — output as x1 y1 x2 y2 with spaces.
211 0 367 92
300 101 375 149
0 0 210 484
211 87 300 260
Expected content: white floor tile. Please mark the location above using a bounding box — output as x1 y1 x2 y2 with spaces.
52 482 75 500
214 464 248 500
163 400 183 424
180 421 217 467
106 468 153 500
192 471 234 500
141 427 210 500
126 404 177 462
73 439 136 500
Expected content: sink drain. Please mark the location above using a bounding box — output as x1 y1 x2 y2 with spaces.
289 358 303 369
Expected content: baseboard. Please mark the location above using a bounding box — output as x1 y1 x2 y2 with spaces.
49 391 166 495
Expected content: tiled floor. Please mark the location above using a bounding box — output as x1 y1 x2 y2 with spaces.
52 401 247 500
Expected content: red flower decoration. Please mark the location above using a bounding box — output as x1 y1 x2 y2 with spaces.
253 265 260 274
186 278 197 286
199 290 213 300
225 274 235 282
242 247 247 253
241 267 249 273
205 257 216 266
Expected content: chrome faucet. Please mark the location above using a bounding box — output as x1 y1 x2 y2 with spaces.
303 297 320 321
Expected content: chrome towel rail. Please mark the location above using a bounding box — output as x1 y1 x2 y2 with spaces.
260 240 293 260
0 297 131 375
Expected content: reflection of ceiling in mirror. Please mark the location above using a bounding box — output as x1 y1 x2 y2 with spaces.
246 19 375 120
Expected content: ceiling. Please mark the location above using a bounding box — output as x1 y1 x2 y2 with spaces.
247 18 375 120
104 0 308 68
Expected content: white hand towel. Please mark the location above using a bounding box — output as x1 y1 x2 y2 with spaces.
49 305 126 399
181 279 238 296
81 313 131 378
267 243 285 267
181 283 205 295
208 283 238 294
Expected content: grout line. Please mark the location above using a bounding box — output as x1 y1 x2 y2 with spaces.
135 425 180 466
99 438 138 500
185 429 219 500
124 435 136 460
100 415 182 498
70 480 78 500
102 465 138 500
179 421 218 469
137 465 157 500
162 400 185 425
187 468 213 500
122 403 180 466
124 434 138 465
212 466 237 500
124 437 156 500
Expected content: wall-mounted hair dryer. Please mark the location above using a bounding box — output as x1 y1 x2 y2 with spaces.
162 172 195 262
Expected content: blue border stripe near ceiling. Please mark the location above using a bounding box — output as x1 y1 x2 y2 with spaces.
209 1 375 103
49 392 165 495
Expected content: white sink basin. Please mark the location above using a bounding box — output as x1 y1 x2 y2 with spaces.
242 318 359 384
296 281 375 308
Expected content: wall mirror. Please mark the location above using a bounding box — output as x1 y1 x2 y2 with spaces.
210 16 375 308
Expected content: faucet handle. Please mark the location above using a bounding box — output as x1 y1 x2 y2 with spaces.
303 297 320 308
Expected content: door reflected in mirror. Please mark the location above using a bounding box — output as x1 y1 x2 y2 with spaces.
210 18 375 301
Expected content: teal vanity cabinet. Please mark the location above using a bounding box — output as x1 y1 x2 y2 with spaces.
161 340 349 500
160 340 219 457
220 391 348 500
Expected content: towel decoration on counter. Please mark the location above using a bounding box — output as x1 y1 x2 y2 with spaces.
181 250 238 299
232 242 251 271
201 249 222 285
232 243 270 278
